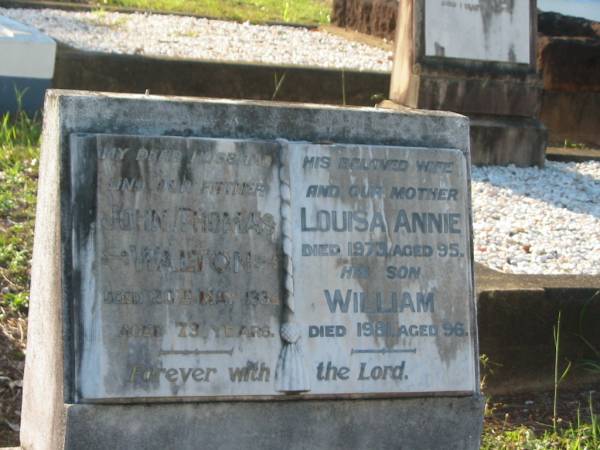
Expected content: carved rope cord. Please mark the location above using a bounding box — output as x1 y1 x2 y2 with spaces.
274 141 310 393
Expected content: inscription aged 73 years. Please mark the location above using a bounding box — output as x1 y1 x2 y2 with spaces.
70 133 477 401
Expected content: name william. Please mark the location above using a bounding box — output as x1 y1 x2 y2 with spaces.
324 289 434 314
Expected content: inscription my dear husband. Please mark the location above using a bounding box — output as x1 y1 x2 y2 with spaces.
75 135 283 400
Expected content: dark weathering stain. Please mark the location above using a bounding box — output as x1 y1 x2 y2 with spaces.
120 146 142 181
479 0 515 52
434 42 446 57
97 135 283 397
325 145 403 350
508 44 516 63
322 144 470 365
178 144 194 185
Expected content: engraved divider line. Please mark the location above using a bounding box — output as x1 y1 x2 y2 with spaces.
159 348 234 356
351 349 417 355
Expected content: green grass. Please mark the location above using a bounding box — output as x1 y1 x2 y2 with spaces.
562 139 589 151
0 110 41 314
94 0 332 24
482 416 600 449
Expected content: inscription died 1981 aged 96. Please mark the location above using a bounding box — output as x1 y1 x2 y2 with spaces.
70 133 477 401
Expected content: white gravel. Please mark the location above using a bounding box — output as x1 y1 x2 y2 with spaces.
472 160 600 275
3 8 598 275
0 8 393 72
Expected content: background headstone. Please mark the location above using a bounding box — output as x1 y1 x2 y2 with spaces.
423 0 531 63
0 15 55 115
389 0 547 166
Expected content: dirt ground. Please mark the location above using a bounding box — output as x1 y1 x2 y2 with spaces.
485 383 600 436
0 312 598 447
0 310 26 447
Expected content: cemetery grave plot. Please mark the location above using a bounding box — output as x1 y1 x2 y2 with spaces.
0 2 597 446
6 91 487 449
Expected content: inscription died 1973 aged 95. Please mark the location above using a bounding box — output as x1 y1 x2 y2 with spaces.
69 133 477 401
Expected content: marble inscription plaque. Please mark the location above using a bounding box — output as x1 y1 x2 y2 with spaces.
70 135 477 400
424 0 531 64
72 134 283 400
286 143 477 394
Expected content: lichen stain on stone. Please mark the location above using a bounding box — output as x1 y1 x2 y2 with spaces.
434 42 446 57
178 147 194 186
508 44 516 63
323 144 473 369
326 145 408 350
479 0 515 52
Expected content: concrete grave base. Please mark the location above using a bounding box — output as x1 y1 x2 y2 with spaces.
60 396 485 450
388 71 547 166
469 115 548 167
378 102 547 166
541 91 600 147
476 264 600 396
0 76 51 115
396 71 542 119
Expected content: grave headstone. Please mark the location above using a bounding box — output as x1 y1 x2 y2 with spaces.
20 91 484 449
0 16 55 115
389 0 547 166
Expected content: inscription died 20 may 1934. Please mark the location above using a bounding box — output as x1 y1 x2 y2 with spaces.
69 133 477 401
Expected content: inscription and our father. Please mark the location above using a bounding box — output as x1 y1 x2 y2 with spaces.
73 135 282 400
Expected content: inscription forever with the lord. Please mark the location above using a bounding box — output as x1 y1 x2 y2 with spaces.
71 134 477 400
